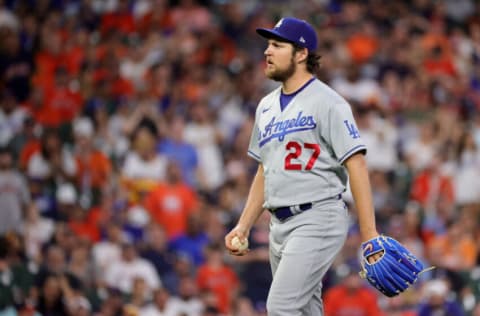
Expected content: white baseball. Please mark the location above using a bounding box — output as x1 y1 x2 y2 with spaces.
231 236 248 251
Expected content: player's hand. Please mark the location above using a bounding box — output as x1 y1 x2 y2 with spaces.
225 227 250 256
362 232 382 264
366 251 383 264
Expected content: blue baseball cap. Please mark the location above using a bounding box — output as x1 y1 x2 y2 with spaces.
256 17 318 52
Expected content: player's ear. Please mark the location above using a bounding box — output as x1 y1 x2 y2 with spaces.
294 46 309 64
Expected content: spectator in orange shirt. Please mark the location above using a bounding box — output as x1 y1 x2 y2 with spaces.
428 219 477 293
409 155 455 211
196 242 239 314
422 45 457 78
36 67 83 128
72 117 112 207
324 264 384 316
32 31 63 94
100 0 136 36
427 218 478 293
62 29 87 77
346 21 379 64
143 160 197 240
421 20 452 58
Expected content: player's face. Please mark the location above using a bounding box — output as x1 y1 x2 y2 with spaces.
264 39 296 82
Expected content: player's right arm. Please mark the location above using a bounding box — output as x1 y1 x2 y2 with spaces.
225 163 265 256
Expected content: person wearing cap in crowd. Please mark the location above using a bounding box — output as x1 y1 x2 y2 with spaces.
418 279 465 316
55 182 78 222
225 16 380 315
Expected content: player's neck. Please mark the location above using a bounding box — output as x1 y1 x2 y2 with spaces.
282 70 314 94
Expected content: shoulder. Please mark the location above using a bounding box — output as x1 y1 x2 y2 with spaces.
307 79 351 109
256 86 281 114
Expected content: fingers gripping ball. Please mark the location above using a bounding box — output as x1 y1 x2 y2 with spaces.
231 236 248 251
359 235 429 297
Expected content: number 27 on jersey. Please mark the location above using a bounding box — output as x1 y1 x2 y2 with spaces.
284 141 320 170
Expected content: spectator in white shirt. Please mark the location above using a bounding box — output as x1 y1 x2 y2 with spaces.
0 146 30 234
404 121 438 172
140 288 181 316
92 223 125 278
104 243 161 294
21 203 54 261
183 101 225 191
122 125 168 187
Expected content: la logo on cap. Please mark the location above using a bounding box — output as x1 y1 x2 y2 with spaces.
275 19 283 28
299 37 305 43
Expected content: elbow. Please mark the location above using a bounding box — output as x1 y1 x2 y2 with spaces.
344 152 367 170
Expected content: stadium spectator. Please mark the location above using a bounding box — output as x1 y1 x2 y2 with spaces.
169 211 210 267
122 125 168 202
92 222 123 277
139 223 174 281
196 242 239 314
140 287 178 316
0 146 30 234
174 276 205 316
0 90 29 146
157 115 200 187
104 243 160 295
72 116 112 208
418 279 465 316
183 100 225 191
21 203 55 261
324 263 384 316
144 160 198 240
26 128 78 192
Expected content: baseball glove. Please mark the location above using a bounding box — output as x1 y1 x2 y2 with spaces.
359 235 427 297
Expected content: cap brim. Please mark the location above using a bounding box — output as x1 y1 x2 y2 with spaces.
256 28 292 43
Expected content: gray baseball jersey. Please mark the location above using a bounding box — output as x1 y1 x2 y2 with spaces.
248 78 366 208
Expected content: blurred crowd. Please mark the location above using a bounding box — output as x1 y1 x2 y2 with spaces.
0 0 480 315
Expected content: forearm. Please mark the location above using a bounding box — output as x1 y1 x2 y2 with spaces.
344 153 378 241
236 164 266 232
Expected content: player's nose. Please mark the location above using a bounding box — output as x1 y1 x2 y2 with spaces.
264 45 272 56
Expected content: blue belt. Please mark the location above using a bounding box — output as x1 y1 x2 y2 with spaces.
269 202 313 221
269 194 342 221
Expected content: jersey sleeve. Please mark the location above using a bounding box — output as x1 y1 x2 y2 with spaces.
247 117 262 162
322 102 367 164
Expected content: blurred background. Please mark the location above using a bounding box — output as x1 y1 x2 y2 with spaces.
0 0 479 315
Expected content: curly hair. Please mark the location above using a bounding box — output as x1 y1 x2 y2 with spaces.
293 45 321 74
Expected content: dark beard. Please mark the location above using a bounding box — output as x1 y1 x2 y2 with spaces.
267 57 296 82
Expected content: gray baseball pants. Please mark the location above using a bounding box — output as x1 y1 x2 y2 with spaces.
266 198 349 316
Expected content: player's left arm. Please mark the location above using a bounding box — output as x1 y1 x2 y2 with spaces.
343 152 381 263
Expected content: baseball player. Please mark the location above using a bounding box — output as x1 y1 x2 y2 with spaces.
225 17 382 315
